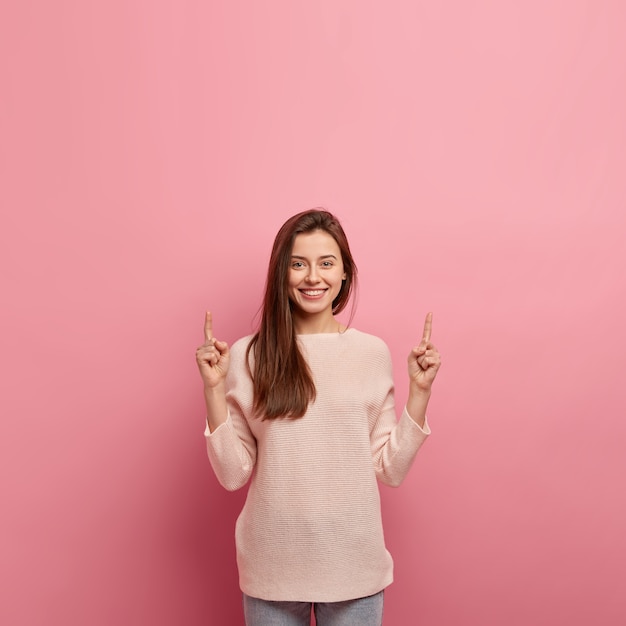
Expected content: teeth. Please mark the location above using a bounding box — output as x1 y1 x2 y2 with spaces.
302 290 325 296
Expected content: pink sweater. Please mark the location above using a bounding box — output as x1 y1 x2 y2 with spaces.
204 328 430 602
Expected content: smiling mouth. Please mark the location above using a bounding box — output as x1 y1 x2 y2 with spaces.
300 289 327 297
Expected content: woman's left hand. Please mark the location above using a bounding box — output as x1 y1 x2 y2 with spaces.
408 312 442 392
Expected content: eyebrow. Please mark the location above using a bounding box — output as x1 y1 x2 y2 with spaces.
290 254 338 260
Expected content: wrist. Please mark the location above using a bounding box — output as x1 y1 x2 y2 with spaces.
408 382 432 398
204 381 226 395
204 383 228 433
406 384 431 426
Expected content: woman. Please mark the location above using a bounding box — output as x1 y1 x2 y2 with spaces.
196 209 441 625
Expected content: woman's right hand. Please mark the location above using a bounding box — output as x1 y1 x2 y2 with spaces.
196 311 230 389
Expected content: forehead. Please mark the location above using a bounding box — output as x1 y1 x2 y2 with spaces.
291 230 341 257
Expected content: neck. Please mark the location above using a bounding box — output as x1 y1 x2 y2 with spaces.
293 313 340 335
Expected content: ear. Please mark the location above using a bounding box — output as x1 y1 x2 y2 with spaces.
342 273 347 280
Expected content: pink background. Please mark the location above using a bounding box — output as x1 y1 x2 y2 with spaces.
2 1 625 624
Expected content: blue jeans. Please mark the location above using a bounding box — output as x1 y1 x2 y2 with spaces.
242 591 384 625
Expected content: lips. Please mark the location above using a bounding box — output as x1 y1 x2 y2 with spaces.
300 289 327 297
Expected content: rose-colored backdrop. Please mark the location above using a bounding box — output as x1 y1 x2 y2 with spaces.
2 1 625 624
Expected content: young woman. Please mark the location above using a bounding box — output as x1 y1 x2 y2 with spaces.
196 209 441 625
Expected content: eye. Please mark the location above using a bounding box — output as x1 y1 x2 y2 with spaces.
321 260 334 267
291 261 305 269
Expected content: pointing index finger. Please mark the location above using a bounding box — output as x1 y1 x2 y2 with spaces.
422 312 433 343
204 311 213 343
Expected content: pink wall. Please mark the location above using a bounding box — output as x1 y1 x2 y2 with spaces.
2 1 625 624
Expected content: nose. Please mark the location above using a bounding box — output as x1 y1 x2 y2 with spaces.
305 266 320 283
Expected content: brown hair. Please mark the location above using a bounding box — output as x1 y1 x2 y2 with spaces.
247 209 357 419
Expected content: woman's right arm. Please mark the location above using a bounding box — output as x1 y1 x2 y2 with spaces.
196 312 257 490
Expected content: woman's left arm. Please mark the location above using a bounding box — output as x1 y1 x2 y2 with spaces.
370 316 441 486
406 312 442 428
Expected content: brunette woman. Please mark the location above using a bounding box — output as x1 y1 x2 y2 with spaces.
196 209 441 626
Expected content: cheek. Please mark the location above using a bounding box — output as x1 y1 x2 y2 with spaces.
332 272 346 291
336 272 348 294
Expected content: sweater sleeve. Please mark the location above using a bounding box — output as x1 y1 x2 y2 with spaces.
204 338 257 491
370 345 431 488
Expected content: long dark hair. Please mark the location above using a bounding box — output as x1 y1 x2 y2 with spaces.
247 209 357 419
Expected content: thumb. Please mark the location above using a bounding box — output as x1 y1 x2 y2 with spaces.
214 339 229 354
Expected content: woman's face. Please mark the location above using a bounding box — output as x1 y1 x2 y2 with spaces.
287 230 346 320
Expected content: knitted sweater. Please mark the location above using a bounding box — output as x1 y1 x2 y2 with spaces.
204 328 430 602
